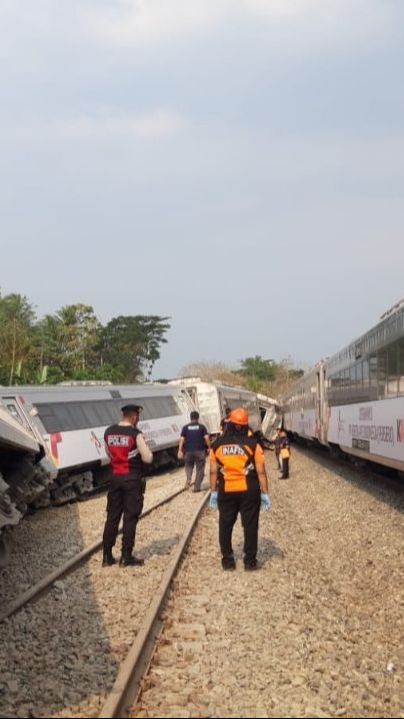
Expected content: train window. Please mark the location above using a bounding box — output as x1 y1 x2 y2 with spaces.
362 360 369 387
387 343 399 397
81 404 105 427
398 338 404 395
355 362 362 387
349 365 356 390
377 350 387 399
6 404 24 425
369 355 377 389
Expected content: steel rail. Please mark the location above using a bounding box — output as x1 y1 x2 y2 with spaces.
0 484 188 624
98 489 209 719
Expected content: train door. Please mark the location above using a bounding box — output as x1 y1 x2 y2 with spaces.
315 364 326 444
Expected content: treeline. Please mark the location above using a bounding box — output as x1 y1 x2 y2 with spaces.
0 293 170 385
181 356 304 398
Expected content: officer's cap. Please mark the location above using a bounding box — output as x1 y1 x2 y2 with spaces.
121 404 143 414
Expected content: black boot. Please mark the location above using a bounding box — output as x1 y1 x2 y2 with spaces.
119 553 144 567
221 555 236 571
102 548 116 566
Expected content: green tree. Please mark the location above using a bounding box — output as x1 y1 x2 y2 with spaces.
238 355 277 391
0 293 36 384
101 315 170 382
36 304 102 381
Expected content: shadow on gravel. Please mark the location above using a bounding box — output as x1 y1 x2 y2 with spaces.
258 536 284 566
233 536 284 567
143 535 181 557
295 445 404 515
0 500 119 718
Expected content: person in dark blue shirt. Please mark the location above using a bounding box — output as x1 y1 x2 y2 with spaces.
177 411 210 491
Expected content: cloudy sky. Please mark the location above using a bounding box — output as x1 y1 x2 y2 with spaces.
1 0 404 377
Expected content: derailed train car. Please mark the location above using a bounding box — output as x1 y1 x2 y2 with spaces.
0 399 44 566
283 299 404 476
169 378 280 439
0 382 195 507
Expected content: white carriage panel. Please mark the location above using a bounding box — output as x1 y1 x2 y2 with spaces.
43 414 186 471
0 404 39 453
286 409 317 439
192 383 222 435
328 398 404 465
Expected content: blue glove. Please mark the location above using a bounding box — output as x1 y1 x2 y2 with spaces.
209 491 218 510
261 493 271 511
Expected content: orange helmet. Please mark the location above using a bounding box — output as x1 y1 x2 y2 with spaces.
228 408 249 425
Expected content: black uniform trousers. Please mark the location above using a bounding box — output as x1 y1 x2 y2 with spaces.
218 482 261 564
103 475 144 555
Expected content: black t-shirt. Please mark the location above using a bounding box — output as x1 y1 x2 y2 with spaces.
181 422 208 452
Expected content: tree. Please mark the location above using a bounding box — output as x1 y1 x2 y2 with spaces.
178 361 239 385
101 315 170 382
0 293 36 384
33 304 102 382
237 355 278 391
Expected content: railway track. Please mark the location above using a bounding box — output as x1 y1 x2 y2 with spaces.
0 477 210 719
0 482 188 625
99 490 209 718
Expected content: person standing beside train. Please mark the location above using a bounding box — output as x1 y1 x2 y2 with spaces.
274 427 283 470
177 411 211 491
209 407 271 571
278 428 291 479
102 404 153 567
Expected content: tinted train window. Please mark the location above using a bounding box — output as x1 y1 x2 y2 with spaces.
387 343 399 397
36 394 181 432
377 351 387 399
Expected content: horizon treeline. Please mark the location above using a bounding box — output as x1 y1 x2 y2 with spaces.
0 292 170 385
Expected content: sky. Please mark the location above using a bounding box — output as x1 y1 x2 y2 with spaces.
1 0 404 378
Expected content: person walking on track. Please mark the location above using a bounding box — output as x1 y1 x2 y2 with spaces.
209 407 271 571
102 404 153 567
177 411 210 491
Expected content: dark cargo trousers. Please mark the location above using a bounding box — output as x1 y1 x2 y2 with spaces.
280 456 289 479
103 475 144 555
218 484 261 565
184 450 206 490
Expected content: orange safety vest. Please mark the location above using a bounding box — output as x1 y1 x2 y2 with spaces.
211 434 264 492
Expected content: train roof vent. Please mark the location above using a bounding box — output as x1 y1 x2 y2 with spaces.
57 381 113 386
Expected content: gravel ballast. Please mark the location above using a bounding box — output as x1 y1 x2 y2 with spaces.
133 448 404 719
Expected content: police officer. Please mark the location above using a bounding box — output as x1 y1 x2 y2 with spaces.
209 407 271 571
102 404 153 567
178 411 210 491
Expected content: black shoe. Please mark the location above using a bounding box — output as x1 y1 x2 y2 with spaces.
221 555 236 571
119 555 145 567
244 560 258 571
102 549 116 567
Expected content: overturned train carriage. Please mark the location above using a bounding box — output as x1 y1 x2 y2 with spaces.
0 383 196 512
169 378 280 439
0 400 44 566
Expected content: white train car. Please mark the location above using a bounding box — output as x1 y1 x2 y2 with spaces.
0 399 43 566
256 393 282 440
169 378 262 435
325 299 404 473
282 362 327 444
1 383 196 505
283 299 404 475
